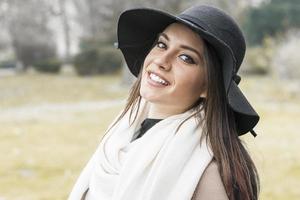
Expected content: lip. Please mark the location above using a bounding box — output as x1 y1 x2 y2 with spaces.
146 70 170 87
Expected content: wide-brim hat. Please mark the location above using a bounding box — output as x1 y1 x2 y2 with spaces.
116 5 259 136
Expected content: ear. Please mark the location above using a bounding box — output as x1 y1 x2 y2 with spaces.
199 83 207 98
199 90 207 98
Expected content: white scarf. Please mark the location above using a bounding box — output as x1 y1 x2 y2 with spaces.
68 99 213 200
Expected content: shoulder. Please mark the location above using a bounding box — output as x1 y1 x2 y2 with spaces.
192 160 229 200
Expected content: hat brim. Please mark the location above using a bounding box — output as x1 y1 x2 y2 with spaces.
117 8 259 135
228 81 259 135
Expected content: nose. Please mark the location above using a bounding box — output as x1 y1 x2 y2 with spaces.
153 52 172 71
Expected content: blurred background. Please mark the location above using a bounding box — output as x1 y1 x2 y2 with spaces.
0 0 299 199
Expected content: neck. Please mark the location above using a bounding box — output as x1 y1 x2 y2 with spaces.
147 102 188 119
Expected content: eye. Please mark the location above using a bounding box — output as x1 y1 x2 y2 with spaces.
156 41 167 49
179 54 196 64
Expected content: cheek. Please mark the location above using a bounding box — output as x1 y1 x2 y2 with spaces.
141 55 153 75
141 50 157 81
143 48 156 66
192 74 206 94
176 70 206 95
141 57 153 82
143 56 150 68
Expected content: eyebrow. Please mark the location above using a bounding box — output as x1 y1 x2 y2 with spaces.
158 32 203 61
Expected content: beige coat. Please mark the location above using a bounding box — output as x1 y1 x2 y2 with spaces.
191 160 229 200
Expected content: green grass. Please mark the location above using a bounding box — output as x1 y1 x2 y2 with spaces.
0 71 299 199
0 71 128 108
0 108 122 200
240 75 300 199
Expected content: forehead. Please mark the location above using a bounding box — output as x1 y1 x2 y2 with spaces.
161 22 205 52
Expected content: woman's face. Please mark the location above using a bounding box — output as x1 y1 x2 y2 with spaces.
140 23 207 117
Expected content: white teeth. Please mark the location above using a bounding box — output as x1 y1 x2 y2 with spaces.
149 73 168 85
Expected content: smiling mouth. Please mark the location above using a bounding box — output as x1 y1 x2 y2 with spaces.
148 72 170 86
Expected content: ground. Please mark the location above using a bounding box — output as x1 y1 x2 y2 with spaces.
0 70 299 200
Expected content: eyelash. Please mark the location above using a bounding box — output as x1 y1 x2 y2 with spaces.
155 40 196 65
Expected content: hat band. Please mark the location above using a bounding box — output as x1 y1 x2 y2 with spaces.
177 14 209 32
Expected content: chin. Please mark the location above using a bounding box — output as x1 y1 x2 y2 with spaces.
140 92 159 103
140 93 155 102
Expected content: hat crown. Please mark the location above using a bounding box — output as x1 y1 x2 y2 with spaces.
178 5 246 72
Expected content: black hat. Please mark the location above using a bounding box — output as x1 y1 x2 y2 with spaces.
116 5 259 136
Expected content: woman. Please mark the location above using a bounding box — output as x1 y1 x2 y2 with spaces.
69 5 260 200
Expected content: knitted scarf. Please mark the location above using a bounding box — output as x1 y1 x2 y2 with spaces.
68 99 213 200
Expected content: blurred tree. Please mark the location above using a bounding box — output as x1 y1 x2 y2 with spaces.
70 0 125 76
243 0 300 45
0 0 12 56
131 0 183 12
5 0 57 71
272 30 300 80
72 0 125 43
183 0 254 21
56 0 72 62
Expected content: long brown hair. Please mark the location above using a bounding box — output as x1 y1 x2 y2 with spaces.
110 36 259 200
203 42 260 200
